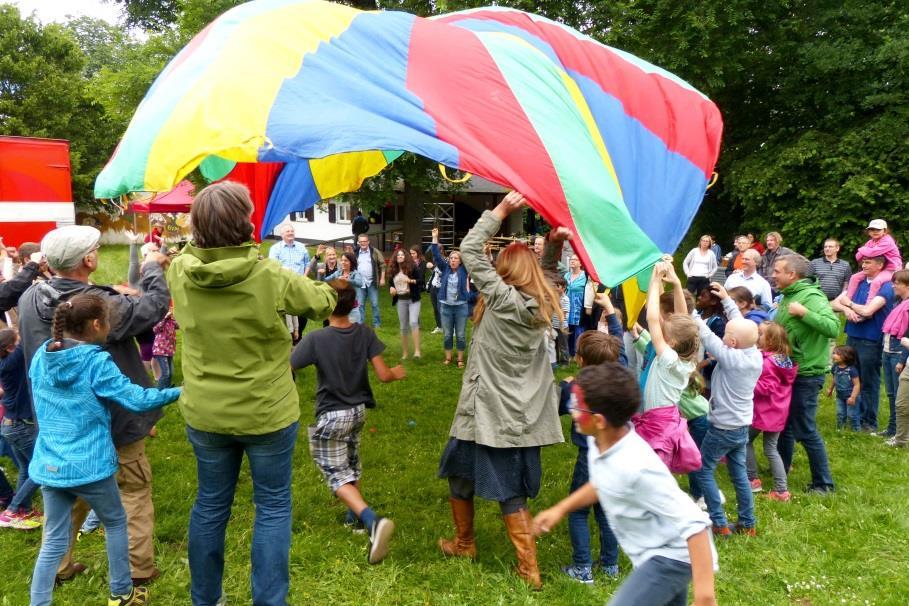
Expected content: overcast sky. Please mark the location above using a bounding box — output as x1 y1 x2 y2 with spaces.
11 0 122 25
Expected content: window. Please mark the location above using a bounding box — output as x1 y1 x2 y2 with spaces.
336 202 351 224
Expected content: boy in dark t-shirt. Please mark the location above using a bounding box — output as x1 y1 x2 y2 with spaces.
291 280 405 564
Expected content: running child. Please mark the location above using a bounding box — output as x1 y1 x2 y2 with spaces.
534 363 717 606
290 280 405 564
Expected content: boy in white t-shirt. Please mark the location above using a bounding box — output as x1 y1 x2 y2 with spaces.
534 362 717 606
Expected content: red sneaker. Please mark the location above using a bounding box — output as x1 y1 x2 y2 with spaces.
767 490 791 502
750 479 763 493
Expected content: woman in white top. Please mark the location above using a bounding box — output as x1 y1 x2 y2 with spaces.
682 235 718 295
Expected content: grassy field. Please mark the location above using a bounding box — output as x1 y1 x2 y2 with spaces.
1 244 908 605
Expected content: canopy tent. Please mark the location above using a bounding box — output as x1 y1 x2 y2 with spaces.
129 180 194 213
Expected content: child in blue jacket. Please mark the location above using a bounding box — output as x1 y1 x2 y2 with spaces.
28 294 181 606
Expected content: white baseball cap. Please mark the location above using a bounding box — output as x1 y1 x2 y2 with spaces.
867 219 887 230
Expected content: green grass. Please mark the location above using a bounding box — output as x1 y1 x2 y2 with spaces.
2 245 909 605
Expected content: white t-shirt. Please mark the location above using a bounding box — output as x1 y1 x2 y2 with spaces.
588 429 717 569
642 348 696 412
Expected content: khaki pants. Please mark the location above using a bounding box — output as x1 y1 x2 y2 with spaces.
57 438 156 578
894 366 909 446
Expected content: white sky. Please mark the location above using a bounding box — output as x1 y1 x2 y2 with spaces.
11 0 122 25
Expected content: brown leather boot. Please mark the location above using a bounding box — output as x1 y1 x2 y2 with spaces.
438 497 477 558
503 509 542 590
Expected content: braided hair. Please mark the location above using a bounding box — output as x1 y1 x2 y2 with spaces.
47 294 109 352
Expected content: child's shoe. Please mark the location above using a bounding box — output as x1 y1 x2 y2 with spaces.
695 490 726 511
734 523 757 537
750 478 763 493
343 509 367 535
598 563 620 578
367 517 395 564
561 564 594 584
766 490 791 502
108 586 149 606
711 524 733 538
0 509 41 530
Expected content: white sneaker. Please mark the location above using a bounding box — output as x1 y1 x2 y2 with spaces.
431 327 442 334
367 517 395 564
695 490 726 511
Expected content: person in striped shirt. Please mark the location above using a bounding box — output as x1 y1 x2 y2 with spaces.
808 238 852 301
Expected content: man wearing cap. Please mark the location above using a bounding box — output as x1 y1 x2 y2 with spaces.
18 225 171 586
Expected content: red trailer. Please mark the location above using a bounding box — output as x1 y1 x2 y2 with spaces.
0 136 75 247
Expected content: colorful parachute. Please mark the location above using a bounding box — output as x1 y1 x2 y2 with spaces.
94 0 723 286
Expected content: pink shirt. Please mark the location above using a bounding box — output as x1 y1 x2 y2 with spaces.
856 234 902 271
152 315 178 357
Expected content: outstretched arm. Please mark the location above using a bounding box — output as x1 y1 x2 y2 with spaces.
371 355 406 383
646 263 668 355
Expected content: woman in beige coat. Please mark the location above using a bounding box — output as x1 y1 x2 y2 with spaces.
437 192 564 590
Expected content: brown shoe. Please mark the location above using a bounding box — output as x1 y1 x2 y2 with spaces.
132 567 161 586
503 509 542 590
438 497 477 559
55 561 87 586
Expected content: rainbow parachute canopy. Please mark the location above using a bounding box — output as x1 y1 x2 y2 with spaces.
94 0 723 286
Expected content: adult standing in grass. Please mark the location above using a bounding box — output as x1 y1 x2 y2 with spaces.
832 256 894 433
683 235 718 295
437 191 564 591
18 225 170 586
564 254 588 358
430 229 470 368
772 254 838 494
389 248 422 359
167 182 337 606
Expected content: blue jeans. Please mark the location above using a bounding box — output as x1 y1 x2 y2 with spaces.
882 351 902 435
31 476 130 606
154 355 173 389
847 336 883 430
694 424 754 529
778 375 834 490
186 422 298 606
0 419 39 511
835 396 861 430
686 414 709 500
440 302 468 351
606 556 691 606
356 283 381 327
567 324 585 358
568 447 618 568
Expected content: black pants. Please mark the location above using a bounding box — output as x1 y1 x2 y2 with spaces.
686 276 710 295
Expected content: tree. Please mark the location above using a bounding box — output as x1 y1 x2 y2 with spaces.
0 5 118 207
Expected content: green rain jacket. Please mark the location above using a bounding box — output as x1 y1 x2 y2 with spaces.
775 277 840 377
168 242 337 435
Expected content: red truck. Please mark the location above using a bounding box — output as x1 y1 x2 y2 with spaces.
0 136 75 248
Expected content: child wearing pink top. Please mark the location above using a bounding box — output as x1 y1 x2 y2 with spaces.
152 308 178 389
745 322 797 502
848 219 902 300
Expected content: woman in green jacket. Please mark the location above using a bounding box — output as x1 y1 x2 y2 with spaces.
167 182 337 606
437 192 564 590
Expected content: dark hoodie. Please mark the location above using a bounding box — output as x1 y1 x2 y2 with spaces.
18 262 171 448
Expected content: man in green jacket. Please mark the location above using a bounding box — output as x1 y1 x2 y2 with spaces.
772 254 838 493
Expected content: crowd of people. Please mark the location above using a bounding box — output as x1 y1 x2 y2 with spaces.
0 183 905 605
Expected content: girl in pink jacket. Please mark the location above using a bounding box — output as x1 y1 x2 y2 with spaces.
848 219 903 300
746 322 798 502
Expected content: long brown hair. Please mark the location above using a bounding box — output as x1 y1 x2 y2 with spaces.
389 248 414 277
47 294 109 352
473 242 562 327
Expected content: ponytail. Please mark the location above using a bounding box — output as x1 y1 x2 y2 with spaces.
47 294 109 352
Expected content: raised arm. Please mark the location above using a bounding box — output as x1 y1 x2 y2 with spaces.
459 192 524 297
91 351 181 411
663 263 687 315
646 263 668 355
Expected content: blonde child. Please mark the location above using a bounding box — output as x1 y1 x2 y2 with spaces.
692 283 763 537
847 219 902 301
28 294 181 606
746 322 797 501
634 262 702 474
534 363 717 606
